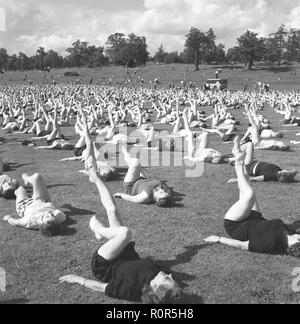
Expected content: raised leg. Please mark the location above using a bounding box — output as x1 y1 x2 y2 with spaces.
122 146 142 183
15 186 30 205
22 173 51 201
225 145 258 222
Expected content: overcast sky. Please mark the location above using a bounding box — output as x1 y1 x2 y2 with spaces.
0 0 300 56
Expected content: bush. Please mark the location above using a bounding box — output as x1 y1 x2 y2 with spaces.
64 71 80 77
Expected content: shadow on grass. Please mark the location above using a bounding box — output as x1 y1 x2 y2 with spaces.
153 245 205 284
152 244 206 304
47 184 76 189
61 204 95 218
0 298 30 304
168 189 185 208
6 162 35 171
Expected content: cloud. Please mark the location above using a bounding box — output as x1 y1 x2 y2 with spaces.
0 0 299 56
133 0 300 52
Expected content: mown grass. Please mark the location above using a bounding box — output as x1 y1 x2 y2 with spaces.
0 64 300 304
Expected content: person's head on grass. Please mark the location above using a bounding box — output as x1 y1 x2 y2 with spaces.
142 271 182 304
153 184 172 208
0 177 19 200
40 211 66 237
99 166 116 182
287 234 300 257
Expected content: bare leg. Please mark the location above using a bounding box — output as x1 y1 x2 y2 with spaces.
225 147 259 222
225 125 236 135
75 133 86 149
122 146 142 183
15 187 29 205
198 132 209 149
86 134 133 260
240 141 255 168
22 173 51 201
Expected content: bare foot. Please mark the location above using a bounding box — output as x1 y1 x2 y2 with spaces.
21 173 30 186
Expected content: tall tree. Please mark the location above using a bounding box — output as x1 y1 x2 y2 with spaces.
226 46 241 63
154 45 167 63
268 24 288 70
36 47 46 69
105 33 127 65
185 27 208 70
0 48 8 70
66 40 90 67
44 50 64 68
284 29 300 64
237 30 266 69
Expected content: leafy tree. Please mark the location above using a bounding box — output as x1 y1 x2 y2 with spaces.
214 44 226 63
154 45 167 63
44 50 64 69
164 52 182 64
87 45 108 67
237 30 266 69
268 24 288 69
7 54 18 71
284 29 300 64
105 33 127 65
36 47 46 69
0 48 8 69
226 46 241 63
16 52 32 70
202 28 218 64
184 27 209 70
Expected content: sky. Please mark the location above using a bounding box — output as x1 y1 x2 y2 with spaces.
0 0 300 56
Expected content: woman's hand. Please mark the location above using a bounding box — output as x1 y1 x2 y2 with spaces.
3 215 11 221
227 178 238 184
204 236 220 244
59 275 85 285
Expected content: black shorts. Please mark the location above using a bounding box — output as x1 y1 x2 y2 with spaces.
37 130 51 137
122 177 145 195
91 242 140 282
224 210 264 241
222 134 236 142
292 118 300 126
74 145 86 157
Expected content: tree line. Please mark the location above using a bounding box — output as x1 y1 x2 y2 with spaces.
0 24 299 72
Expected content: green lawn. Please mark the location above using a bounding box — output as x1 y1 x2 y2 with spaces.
0 64 300 304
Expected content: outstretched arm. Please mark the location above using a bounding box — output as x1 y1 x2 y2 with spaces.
59 275 108 293
204 236 249 250
3 215 28 228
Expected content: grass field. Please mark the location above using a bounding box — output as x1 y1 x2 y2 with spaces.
0 64 300 304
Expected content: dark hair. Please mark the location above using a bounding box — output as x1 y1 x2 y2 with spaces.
141 284 182 304
287 243 300 258
41 222 64 237
154 184 172 208
2 189 16 200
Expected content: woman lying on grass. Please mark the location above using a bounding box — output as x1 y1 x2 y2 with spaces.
205 138 300 257
33 107 74 151
227 140 298 183
60 112 117 182
114 146 172 207
59 148 182 303
3 173 66 236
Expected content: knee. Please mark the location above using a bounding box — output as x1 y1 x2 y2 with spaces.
31 173 43 182
118 227 133 242
131 158 141 168
15 186 25 195
243 188 255 203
